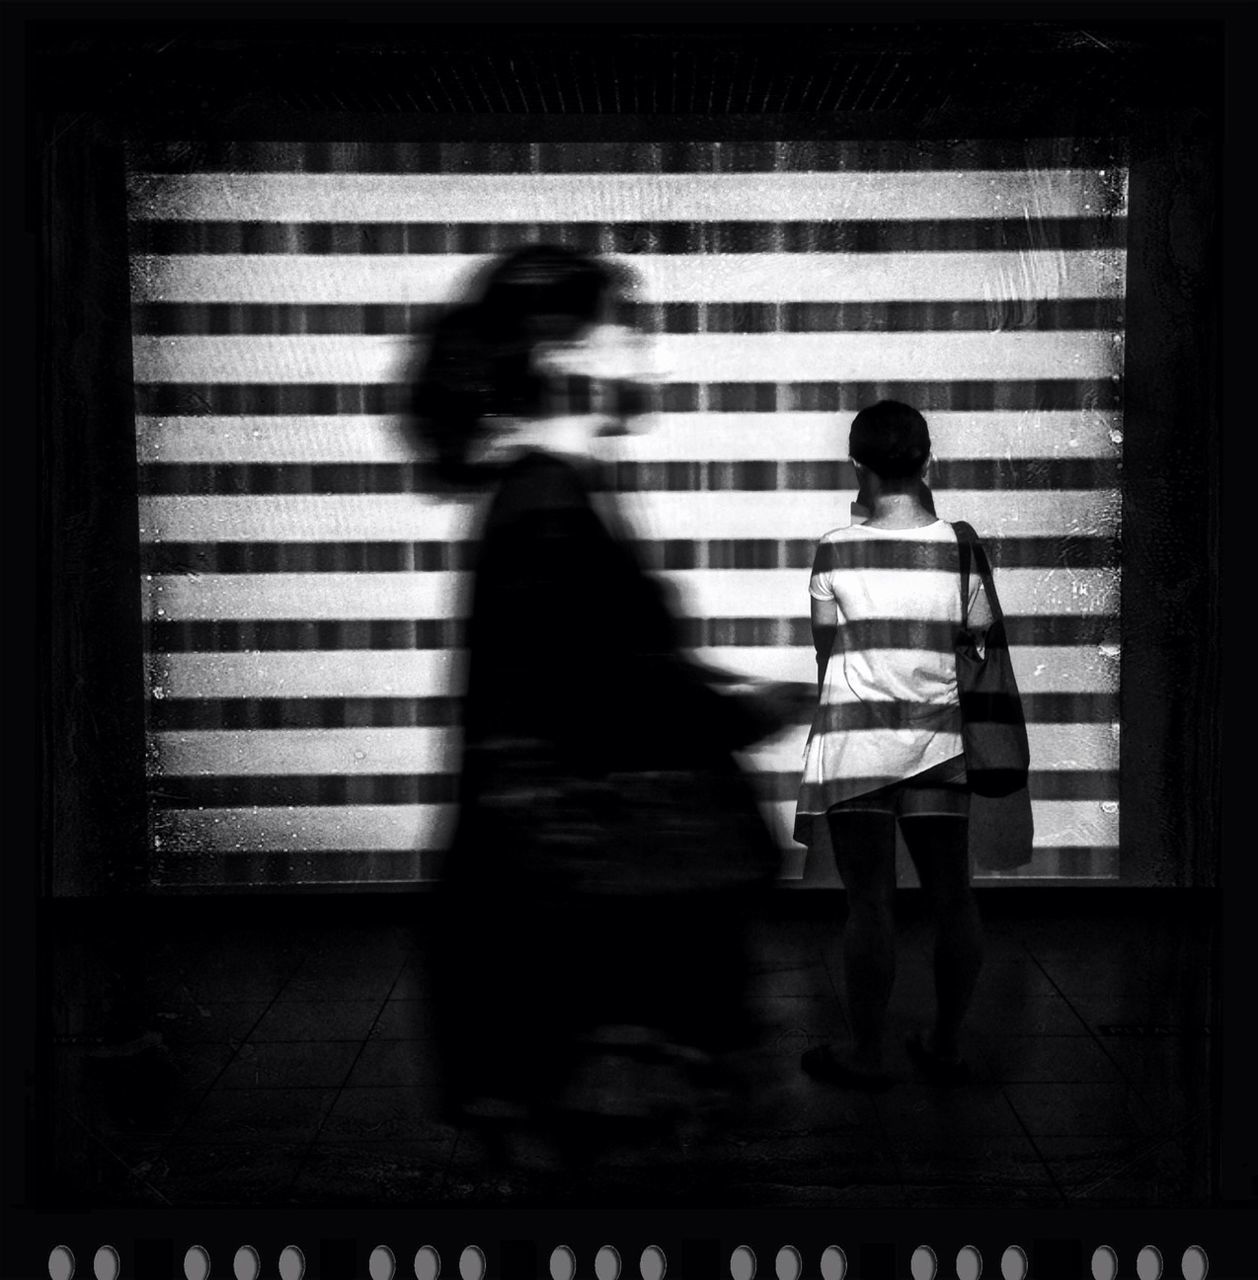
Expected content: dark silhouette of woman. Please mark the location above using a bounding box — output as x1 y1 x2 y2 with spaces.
412 245 788 1168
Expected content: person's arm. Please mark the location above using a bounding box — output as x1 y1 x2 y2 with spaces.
811 596 838 696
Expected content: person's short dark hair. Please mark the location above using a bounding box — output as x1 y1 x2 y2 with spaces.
411 244 632 481
848 399 931 480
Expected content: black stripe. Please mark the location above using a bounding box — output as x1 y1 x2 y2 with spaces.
149 848 1118 885
128 217 1127 256
139 536 1121 575
131 298 1126 336
150 768 1117 809
134 379 1122 417
144 614 1114 653
129 139 1127 174
837 616 1117 652
813 540 964 574
152 775 462 808
147 848 1117 886
142 542 481 573
140 458 1122 496
752 769 1118 803
149 690 1114 732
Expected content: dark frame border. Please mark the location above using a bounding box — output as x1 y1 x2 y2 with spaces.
7 5 1247 1274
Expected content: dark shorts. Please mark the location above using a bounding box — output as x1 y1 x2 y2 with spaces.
826 755 970 819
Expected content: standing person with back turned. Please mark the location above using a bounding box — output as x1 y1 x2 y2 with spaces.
794 400 995 1090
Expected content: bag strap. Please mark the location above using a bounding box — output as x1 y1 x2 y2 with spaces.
953 519 1006 629
954 521 973 629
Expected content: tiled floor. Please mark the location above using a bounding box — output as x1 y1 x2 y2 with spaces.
47 893 1215 1208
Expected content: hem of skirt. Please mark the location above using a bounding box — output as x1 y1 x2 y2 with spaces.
794 754 967 845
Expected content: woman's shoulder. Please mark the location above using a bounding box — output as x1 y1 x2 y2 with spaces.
490 449 592 518
815 524 862 546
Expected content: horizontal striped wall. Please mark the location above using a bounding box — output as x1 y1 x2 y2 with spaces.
127 139 1126 889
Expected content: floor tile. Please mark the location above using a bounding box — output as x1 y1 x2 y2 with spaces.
970 995 1089 1037
216 1041 361 1090
152 997 272 1046
900 1164 1064 1207
182 953 304 1003
1093 1037 1212 1134
1035 1133 1198 1206
280 963 402 1001
319 1086 455 1145
174 1087 340 1144
1003 1081 1154 1138
344 1039 443 1090
875 1086 1027 1160
1063 993 1211 1036
977 1035 1123 1084
369 1000 433 1041
147 1142 308 1206
384 964 430 1001
249 1000 382 1043
292 1141 453 1205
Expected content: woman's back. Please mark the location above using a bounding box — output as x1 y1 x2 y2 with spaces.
798 517 992 822
811 519 979 711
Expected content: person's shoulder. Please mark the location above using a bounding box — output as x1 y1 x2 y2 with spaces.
816 525 861 545
492 450 590 518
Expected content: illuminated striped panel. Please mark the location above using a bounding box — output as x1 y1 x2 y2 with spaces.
128 140 1125 887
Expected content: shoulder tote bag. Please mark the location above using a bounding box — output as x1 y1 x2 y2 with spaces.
953 520 1031 798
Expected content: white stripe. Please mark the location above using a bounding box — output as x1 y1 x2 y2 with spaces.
751 722 1119 774
127 170 1127 223
154 805 456 852
136 411 1125 465
147 650 470 699
139 489 1120 543
152 727 460 775
149 644 1115 699
765 799 1118 848
151 721 1115 777
132 330 1121 384
130 250 1127 304
141 567 1118 622
703 646 1118 695
151 798 1114 853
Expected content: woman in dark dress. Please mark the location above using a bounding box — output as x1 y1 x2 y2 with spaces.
412 246 786 1166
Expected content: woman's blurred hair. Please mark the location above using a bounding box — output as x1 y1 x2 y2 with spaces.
412 243 633 481
848 399 932 481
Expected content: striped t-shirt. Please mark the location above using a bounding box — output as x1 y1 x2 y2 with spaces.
794 519 988 843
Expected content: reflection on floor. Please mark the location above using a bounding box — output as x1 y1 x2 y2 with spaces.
48 892 1214 1208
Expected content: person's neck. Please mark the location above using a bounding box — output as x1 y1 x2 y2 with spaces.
864 490 936 528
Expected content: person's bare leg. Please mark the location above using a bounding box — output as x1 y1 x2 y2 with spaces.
827 810 898 1075
902 815 983 1061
